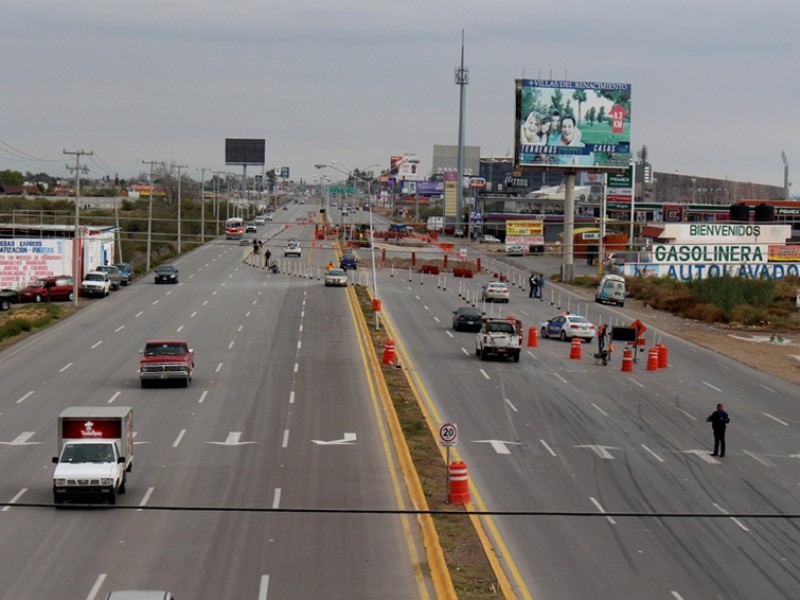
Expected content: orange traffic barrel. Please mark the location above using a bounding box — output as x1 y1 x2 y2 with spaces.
646 347 659 371
527 326 538 348
621 348 633 372
448 461 470 505
382 340 396 366
657 343 669 369
569 337 582 360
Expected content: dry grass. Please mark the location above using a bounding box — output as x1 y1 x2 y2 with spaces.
354 288 502 598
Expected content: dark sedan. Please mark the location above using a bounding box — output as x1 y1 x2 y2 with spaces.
452 306 483 331
154 265 179 284
1 288 20 311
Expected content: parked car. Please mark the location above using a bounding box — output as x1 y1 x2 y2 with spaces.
0 288 20 311
340 253 358 270
245 224 258 234
324 268 348 287
113 262 134 285
81 271 111 298
19 275 75 303
540 314 596 341
482 282 510 303
479 234 501 244
154 264 179 284
452 306 483 331
94 265 122 290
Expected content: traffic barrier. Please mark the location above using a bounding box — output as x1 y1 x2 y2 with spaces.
621 348 633 372
527 326 538 347
647 347 659 371
569 337 582 360
382 340 396 366
448 461 470 505
657 343 669 369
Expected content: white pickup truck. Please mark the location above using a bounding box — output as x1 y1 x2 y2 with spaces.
52 407 134 505
475 318 522 362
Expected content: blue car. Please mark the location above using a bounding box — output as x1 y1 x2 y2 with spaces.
340 254 358 270
113 262 134 286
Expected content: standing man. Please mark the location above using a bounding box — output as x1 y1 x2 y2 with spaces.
536 273 545 299
706 403 730 457
264 247 272 269
529 273 537 298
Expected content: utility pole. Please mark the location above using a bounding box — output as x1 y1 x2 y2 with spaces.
141 160 161 273
64 149 92 307
454 29 469 236
175 164 188 253
197 168 210 243
213 171 225 236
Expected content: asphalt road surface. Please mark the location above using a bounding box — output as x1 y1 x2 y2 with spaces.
0 202 433 599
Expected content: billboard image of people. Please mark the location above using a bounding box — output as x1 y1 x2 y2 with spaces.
515 79 631 169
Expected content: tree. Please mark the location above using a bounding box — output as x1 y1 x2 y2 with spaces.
0 169 24 186
572 88 587 123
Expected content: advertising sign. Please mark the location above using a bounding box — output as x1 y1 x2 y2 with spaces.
506 219 544 246
0 238 73 289
225 138 266 165
516 79 631 169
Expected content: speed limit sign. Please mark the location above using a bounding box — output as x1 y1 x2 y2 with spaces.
439 422 458 446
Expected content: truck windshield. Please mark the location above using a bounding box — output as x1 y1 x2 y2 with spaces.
144 344 185 356
62 443 115 463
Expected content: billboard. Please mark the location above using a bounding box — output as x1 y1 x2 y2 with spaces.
225 138 266 165
515 79 631 169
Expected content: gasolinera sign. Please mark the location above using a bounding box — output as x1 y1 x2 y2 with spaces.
631 223 800 281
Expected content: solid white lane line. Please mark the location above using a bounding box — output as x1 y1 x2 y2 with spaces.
86 573 106 600
539 440 557 457
592 403 608 417
713 502 749 532
137 487 155 510
1 488 27 512
764 412 789 426
641 444 665 462
173 429 186 448
258 575 270 600
16 391 34 404
675 407 697 421
590 497 616 525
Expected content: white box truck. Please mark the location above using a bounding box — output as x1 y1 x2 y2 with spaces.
52 407 134 505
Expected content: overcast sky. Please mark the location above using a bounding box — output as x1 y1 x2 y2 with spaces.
2 0 798 192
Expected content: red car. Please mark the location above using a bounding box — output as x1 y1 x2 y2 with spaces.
19 275 75 303
138 340 195 388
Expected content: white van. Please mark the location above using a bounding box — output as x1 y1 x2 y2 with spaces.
595 274 626 307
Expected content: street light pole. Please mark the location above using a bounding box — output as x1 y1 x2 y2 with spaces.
141 160 161 273
197 168 209 244
176 164 188 253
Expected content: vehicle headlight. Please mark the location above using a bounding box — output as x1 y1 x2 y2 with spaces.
55 479 67 486
100 478 112 485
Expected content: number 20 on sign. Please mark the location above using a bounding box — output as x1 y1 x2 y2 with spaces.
439 423 458 446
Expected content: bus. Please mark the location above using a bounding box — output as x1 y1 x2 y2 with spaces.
225 217 244 240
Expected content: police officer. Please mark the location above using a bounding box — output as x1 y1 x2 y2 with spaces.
706 403 730 457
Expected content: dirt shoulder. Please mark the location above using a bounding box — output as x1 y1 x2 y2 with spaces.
606 296 800 387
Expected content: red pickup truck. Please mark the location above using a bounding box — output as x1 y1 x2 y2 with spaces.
138 340 194 388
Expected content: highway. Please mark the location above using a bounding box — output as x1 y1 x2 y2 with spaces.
0 202 433 599
370 229 800 600
2 196 800 600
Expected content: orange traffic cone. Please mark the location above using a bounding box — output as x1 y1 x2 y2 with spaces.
657 343 669 369
527 327 538 348
569 337 582 360
646 347 659 371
